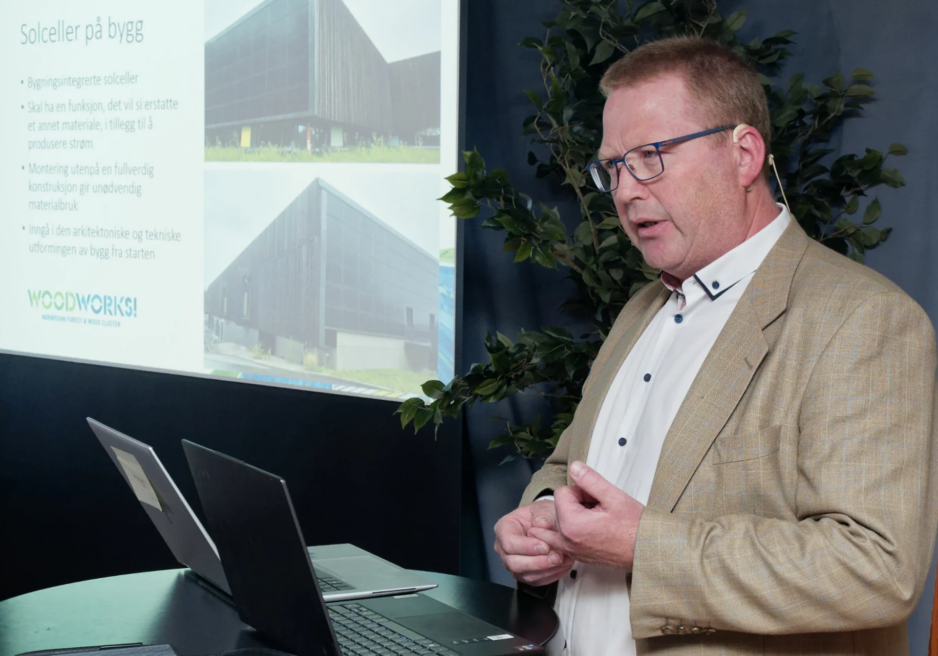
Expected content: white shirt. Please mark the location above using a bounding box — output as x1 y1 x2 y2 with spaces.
556 207 791 655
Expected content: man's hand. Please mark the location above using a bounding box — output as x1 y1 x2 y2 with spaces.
528 461 645 571
494 497 575 587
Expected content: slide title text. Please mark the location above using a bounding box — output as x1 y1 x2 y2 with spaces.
20 17 144 46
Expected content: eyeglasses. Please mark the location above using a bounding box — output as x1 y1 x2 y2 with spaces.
588 125 735 192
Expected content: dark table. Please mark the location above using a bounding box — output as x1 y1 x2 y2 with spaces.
0 570 562 656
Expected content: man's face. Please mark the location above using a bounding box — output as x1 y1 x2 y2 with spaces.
599 74 742 280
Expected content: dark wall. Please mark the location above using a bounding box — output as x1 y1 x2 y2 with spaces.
0 353 460 602
460 0 938 652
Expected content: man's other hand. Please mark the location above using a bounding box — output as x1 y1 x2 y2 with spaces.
494 497 575 587
528 461 644 571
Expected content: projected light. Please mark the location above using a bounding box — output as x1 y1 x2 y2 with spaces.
0 0 460 402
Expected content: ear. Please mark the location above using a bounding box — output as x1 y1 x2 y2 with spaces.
732 124 766 192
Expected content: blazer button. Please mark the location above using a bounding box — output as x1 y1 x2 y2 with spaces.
676 626 687 635
706 628 717 635
688 627 701 635
660 626 675 635
570 569 577 579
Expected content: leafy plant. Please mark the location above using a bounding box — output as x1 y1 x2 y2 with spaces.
397 0 906 463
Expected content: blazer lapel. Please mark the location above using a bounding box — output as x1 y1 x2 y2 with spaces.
570 282 671 467
646 222 810 512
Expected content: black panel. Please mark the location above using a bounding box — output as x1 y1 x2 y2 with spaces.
0 352 460 601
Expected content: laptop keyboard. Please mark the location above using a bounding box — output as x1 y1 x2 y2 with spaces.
328 603 462 655
317 573 355 592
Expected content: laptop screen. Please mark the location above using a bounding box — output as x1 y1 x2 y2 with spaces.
183 440 341 656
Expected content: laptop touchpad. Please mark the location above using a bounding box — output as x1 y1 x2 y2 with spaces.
394 612 507 643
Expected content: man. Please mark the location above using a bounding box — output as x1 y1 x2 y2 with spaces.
494 36 938 654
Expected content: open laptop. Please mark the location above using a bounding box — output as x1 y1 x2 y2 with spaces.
183 439 544 656
87 417 437 601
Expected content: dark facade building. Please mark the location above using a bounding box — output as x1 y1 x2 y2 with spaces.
389 52 442 146
205 179 439 372
205 0 441 148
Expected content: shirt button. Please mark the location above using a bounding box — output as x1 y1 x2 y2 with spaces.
643 373 651 382
570 570 577 579
618 437 627 447
712 280 720 289
674 314 683 324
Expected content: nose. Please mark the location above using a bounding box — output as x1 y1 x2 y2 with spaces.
613 164 648 208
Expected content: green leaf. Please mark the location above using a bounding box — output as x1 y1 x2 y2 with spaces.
635 1 664 22
502 237 521 253
888 143 908 156
397 402 418 428
439 187 466 203
565 41 581 70
856 227 882 247
450 199 480 219
412 407 435 431
822 71 844 92
421 380 446 400
445 172 469 188
826 97 845 117
573 221 594 246
845 195 859 215
589 40 616 66
542 326 573 341
496 332 514 348
464 148 485 173
772 106 799 128
473 379 501 396
850 67 874 81
863 199 882 225
532 244 557 269
599 234 618 249
514 241 533 262
524 89 542 110
725 9 746 31
880 168 905 188
846 84 875 97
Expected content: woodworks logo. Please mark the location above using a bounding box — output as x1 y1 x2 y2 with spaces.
27 290 138 317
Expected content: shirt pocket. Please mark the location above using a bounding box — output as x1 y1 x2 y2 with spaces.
711 425 786 517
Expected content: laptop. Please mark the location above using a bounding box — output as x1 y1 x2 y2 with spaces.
87 417 437 601
182 439 545 656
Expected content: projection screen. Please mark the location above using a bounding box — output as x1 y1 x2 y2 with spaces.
0 0 460 402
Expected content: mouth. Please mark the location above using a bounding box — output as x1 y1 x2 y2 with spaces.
633 219 667 238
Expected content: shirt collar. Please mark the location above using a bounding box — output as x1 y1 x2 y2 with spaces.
661 204 792 301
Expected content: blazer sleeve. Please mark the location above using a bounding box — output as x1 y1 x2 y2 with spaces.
628 291 938 639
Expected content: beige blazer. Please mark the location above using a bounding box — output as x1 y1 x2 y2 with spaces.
521 222 938 655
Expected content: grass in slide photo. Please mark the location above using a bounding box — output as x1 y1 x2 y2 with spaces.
304 361 436 396
205 144 440 164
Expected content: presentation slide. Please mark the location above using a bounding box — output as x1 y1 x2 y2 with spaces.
0 0 460 402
